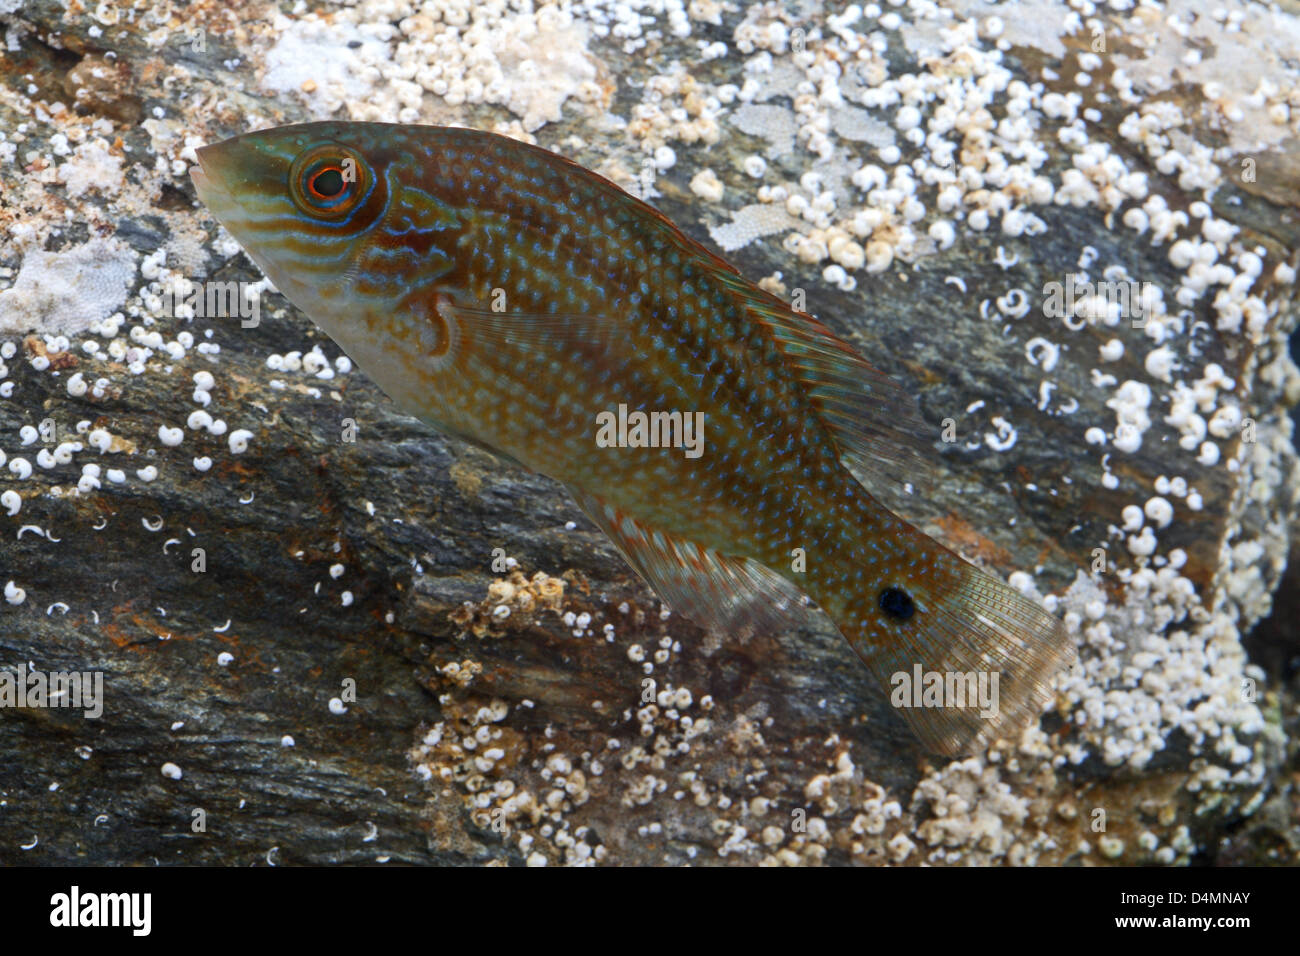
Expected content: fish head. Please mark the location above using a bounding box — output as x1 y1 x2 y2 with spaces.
191 122 465 410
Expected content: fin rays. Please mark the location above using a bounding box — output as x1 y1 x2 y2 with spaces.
709 272 936 496
846 558 1077 757
564 486 817 640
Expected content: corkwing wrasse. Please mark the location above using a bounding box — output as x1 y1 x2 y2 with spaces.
192 122 1075 755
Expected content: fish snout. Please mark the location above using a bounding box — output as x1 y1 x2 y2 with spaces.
189 141 240 203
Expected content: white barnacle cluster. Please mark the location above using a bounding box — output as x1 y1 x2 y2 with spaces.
1161 362 1238 466
1104 380 1151 454
769 748 908 865
261 1 611 132
415 573 740 863
1017 355 1287 845
699 2 1078 278
264 346 350 382
54 137 124 200
407 685 611 865
680 0 1287 353
0 198 357 545
1052 568 1264 781
0 340 14 399
0 245 284 617
912 756 1037 865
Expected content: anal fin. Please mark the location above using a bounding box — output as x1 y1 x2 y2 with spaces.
565 486 817 640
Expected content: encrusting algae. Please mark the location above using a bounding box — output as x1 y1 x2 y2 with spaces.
192 121 1076 756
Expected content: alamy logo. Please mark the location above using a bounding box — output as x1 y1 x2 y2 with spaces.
890 665 1000 718
1042 274 1155 327
0 663 103 718
594 404 705 459
157 276 260 327
49 887 151 936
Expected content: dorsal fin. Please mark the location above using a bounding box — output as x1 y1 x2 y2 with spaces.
514 137 927 493
711 271 935 497
457 131 932 498
495 132 746 282
564 485 819 640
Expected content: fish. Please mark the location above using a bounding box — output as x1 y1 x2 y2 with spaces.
191 121 1076 756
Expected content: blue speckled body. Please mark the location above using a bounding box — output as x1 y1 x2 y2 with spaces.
193 122 1075 755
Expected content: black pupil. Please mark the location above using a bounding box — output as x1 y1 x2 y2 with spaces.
312 167 345 198
879 586 915 620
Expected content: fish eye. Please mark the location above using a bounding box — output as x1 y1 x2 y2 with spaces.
308 166 345 199
289 144 369 220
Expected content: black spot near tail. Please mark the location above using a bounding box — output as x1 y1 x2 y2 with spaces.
879 586 915 621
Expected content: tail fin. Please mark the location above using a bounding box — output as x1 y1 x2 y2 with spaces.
830 525 1077 757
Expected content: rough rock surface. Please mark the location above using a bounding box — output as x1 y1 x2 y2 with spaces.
0 0 1297 865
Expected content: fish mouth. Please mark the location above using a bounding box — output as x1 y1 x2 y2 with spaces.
189 142 286 285
189 143 242 224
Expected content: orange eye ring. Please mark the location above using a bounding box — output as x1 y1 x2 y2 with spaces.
289 144 371 220
307 165 346 200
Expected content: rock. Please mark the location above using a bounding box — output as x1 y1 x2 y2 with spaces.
0 0 1296 866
